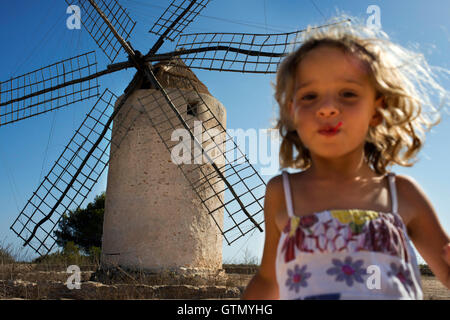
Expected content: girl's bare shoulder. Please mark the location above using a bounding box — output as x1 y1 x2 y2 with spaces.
265 174 284 204
395 174 434 229
265 171 306 203
266 170 307 185
264 174 286 233
265 171 308 231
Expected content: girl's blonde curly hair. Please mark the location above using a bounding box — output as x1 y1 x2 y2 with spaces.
275 17 447 175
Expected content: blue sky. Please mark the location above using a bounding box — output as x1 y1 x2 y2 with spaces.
0 0 449 265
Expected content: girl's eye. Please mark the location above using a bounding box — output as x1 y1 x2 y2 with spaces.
301 94 317 101
341 91 357 98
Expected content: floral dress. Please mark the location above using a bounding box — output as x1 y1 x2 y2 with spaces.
275 171 423 300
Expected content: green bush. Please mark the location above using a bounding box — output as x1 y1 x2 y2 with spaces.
88 246 101 265
419 264 434 276
54 193 104 255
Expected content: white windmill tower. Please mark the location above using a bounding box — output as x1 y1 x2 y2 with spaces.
102 58 227 274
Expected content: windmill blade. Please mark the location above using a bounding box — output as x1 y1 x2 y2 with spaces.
0 51 99 127
148 0 210 54
172 31 304 73
173 19 351 74
137 61 266 245
65 0 136 63
10 88 140 255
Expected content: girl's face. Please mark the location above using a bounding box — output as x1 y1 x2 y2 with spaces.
289 45 383 159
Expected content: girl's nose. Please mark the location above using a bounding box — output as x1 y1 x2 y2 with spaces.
316 98 340 118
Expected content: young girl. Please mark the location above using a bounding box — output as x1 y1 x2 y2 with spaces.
242 18 450 300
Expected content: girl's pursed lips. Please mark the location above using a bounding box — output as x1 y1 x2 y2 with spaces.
318 121 343 133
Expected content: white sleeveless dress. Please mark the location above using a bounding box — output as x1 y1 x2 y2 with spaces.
275 171 423 299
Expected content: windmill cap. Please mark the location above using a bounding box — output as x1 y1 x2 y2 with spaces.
126 57 211 95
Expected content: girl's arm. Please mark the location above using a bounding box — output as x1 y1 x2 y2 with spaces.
397 175 450 289
242 176 283 299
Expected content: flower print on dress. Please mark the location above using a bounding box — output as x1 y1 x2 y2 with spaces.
326 256 366 287
387 262 414 294
330 209 379 225
285 264 311 293
299 214 319 228
304 218 357 253
362 213 409 262
281 216 312 263
331 209 379 235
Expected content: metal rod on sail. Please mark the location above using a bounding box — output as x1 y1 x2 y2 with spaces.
147 0 198 56
86 0 135 58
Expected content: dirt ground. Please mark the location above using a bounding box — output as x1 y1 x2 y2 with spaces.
0 264 448 300
421 275 450 300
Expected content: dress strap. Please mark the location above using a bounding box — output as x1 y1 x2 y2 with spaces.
387 172 399 215
282 171 295 218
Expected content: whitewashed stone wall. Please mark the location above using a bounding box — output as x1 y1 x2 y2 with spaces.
101 88 226 273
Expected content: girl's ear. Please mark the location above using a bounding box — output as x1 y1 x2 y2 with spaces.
288 100 294 118
370 96 385 127
287 100 298 129
288 100 297 123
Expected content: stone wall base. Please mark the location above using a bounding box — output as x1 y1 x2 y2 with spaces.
91 264 228 286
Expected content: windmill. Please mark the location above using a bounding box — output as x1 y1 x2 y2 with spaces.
2 0 330 273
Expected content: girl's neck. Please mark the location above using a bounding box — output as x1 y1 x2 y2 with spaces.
305 148 378 184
